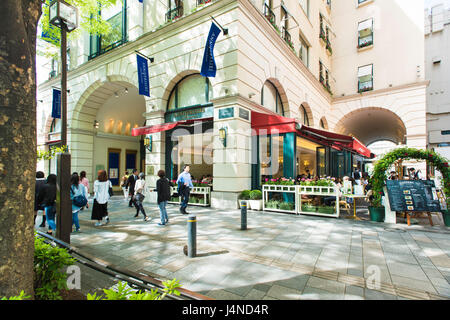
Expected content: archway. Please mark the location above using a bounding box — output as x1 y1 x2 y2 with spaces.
371 147 450 207
261 78 290 117
335 107 407 146
320 116 328 130
298 102 314 127
71 79 146 187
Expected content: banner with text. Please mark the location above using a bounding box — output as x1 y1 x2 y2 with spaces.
136 54 150 97
52 88 61 119
200 22 221 78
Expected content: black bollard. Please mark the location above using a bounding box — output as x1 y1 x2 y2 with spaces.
241 201 247 230
187 215 197 257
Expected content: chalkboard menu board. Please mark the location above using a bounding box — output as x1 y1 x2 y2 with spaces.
386 180 442 212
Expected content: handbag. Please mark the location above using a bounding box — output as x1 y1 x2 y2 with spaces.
71 186 88 207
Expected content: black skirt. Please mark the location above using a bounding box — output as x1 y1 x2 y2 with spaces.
91 199 108 220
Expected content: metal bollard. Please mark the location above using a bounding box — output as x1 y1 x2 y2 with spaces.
241 201 247 230
187 215 197 258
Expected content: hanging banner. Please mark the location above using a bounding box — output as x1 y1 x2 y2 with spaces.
52 88 61 119
136 54 150 97
200 22 221 78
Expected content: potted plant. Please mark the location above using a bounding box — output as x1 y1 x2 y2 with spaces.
266 200 280 209
368 191 385 222
248 190 263 211
301 203 317 212
442 196 450 227
279 202 295 211
238 190 251 208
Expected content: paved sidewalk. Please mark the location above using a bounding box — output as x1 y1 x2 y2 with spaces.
35 197 450 300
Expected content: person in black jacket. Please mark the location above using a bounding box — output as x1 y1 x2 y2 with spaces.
34 171 46 225
126 169 139 208
154 170 172 226
37 174 57 235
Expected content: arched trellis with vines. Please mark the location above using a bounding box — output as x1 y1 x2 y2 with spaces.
370 148 450 208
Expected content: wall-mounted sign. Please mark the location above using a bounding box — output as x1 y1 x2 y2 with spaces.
239 108 249 120
165 104 214 123
146 165 155 176
219 107 234 119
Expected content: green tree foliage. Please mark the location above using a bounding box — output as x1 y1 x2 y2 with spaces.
38 0 119 58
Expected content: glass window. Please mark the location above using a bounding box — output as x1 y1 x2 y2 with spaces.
260 135 284 181
89 0 127 59
358 18 373 48
296 137 321 178
167 0 183 22
168 74 212 110
358 64 373 92
50 119 61 133
261 81 284 116
299 34 309 67
300 105 310 126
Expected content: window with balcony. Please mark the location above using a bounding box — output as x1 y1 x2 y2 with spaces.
319 61 331 94
89 0 127 60
281 7 293 49
358 64 373 93
166 0 184 22
319 14 332 54
299 34 309 67
358 18 373 49
264 1 278 32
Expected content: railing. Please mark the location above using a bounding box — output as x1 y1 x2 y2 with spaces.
166 6 183 22
35 231 212 300
169 186 211 206
282 27 292 46
197 0 212 5
358 79 373 93
358 34 373 48
88 38 127 60
264 3 276 25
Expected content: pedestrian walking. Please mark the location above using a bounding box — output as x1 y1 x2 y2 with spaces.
126 169 139 208
37 174 57 235
134 172 150 221
79 171 90 194
34 171 46 225
154 170 172 225
91 169 112 226
120 171 129 201
70 172 89 232
176 164 193 215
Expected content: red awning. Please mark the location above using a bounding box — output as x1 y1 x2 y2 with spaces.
131 118 213 136
251 111 298 135
251 111 373 158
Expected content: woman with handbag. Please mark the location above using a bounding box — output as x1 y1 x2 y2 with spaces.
91 169 112 226
70 172 89 232
134 172 150 221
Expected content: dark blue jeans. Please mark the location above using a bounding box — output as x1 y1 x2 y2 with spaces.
180 187 190 211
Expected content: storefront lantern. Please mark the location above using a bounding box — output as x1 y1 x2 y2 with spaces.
219 127 227 147
49 0 79 32
144 135 152 152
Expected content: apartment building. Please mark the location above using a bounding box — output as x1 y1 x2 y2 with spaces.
36 0 427 208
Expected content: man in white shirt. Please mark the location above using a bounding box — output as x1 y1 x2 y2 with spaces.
176 165 193 215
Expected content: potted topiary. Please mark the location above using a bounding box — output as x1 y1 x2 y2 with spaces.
238 190 251 208
368 191 385 222
248 190 263 211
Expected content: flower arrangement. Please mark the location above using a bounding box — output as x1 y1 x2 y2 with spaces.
299 178 334 187
263 177 295 185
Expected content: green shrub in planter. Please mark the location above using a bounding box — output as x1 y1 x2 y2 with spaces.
442 210 450 227
249 190 262 200
266 200 280 209
368 206 385 222
317 206 335 214
279 202 295 211
301 204 317 212
238 190 251 200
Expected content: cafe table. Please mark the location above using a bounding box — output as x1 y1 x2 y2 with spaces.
342 194 368 220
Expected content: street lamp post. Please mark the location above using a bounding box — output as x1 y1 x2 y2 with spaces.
49 0 78 244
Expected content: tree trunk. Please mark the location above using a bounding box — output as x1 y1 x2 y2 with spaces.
0 0 42 298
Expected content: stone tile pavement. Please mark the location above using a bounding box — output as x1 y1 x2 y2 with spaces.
35 196 450 300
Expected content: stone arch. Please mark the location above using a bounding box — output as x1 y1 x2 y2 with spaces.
260 77 290 116
298 102 314 127
334 107 407 146
161 70 214 111
71 74 147 129
319 116 329 130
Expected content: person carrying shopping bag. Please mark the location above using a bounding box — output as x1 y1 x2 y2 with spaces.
70 172 88 232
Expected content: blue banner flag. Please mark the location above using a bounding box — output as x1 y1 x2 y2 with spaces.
200 22 221 78
136 54 150 97
52 88 61 119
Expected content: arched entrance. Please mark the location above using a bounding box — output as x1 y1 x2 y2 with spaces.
71 80 146 187
334 107 407 146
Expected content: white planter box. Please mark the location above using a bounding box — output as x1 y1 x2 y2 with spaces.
248 200 263 211
168 186 211 206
